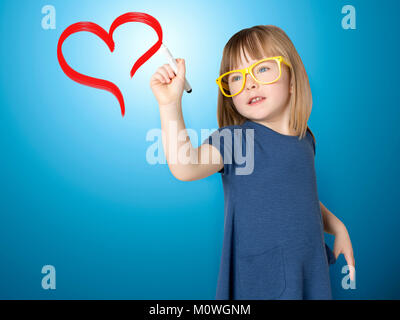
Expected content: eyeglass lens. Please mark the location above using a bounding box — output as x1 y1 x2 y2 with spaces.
220 59 280 96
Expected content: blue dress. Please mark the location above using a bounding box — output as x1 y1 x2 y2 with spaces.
202 120 336 300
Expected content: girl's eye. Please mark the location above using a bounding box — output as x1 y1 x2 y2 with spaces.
258 67 269 73
231 75 242 82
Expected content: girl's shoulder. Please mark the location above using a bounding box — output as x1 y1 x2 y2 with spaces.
202 123 247 143
201 124 248 176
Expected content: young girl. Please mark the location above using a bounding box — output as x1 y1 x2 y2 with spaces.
150 25 355 300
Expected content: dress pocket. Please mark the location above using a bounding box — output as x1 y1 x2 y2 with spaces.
238 246 286 299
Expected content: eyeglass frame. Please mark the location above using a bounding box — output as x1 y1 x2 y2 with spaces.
216 56 292 98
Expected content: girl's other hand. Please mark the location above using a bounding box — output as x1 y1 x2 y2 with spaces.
333 224 356 281
150 58 186 107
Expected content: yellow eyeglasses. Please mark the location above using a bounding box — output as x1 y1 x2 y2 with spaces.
216 56 292 97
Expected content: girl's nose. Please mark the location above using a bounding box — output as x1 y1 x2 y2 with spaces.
245 73 258 90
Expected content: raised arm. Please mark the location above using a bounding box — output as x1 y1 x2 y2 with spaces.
150 59 223 181
158 101 223 181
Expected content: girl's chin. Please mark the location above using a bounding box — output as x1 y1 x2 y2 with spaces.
243 106 271 117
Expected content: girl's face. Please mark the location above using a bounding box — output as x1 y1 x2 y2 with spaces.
231 49 293 122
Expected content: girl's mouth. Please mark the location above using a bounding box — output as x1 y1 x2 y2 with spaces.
248 97 266 106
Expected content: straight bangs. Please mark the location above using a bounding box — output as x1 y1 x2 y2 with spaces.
222 30 284 74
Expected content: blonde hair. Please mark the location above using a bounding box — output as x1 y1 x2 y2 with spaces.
216 25 315 141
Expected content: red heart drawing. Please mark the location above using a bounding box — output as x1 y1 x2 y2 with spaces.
57 12 163 117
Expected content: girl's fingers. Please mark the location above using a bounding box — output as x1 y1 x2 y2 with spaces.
154 64 178 85
164 64 176 78
343 252 356 281
154 73 166 84
348 266 355 282
157 67 172 83
344 251 355 267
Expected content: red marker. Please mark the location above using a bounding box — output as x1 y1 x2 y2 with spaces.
159 43 192 93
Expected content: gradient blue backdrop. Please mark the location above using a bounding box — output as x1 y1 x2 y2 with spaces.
1 0 399 299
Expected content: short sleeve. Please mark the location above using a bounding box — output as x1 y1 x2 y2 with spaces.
201 127 234 175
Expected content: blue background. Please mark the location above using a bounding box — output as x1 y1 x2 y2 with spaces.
0 0 399 299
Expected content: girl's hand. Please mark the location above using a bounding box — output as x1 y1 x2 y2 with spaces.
150 58 186 107
333 224 356 281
